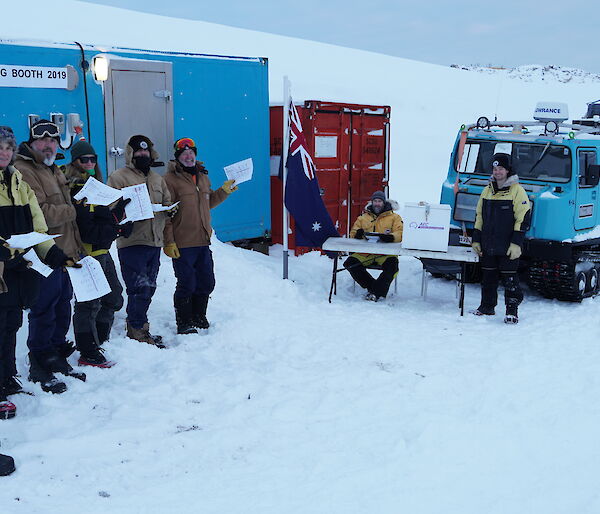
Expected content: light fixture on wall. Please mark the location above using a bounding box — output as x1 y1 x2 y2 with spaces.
92 55 109 81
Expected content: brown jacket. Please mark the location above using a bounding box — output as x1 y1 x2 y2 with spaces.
163 160 228 248
14 144 83 258
107 165 172 249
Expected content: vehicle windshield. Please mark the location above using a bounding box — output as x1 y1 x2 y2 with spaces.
456 139 572 182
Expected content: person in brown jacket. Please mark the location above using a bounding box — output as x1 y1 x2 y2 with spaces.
163 137 237 334
14 120 85 392
107 135 173 346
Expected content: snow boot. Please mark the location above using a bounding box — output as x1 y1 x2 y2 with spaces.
0 392 16 420
28 351 68 394
96 322 111 346
191 294 210 330
364 292 379 302
174 296 198 335
472 306 495 316
504 305 519 324
0 454 15 476
2 376 23 396
126 322 166 348
75 332 115 368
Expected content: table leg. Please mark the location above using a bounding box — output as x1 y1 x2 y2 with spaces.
459 262 466 316
328 253 339 303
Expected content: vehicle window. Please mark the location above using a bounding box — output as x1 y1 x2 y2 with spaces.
578 150 597 187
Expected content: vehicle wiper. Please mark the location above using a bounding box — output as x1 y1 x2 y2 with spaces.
528 142 551 175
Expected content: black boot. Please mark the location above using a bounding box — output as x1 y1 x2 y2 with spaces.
96 322 111 346
174 296 198 335
28 351 67 394
75 332 115 368
2 376 23 396
191 294 210 329
0 454 15 476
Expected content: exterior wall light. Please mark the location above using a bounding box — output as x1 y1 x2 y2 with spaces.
93 55 109 81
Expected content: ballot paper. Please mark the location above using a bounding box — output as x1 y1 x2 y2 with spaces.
6 232 59 249
152 201 180 212
120 183 154 224
73 177 123 206
224 158 253 185
23 249 53 278
66 256 112 302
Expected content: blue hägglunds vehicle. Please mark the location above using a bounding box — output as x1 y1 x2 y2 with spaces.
440 101 600 301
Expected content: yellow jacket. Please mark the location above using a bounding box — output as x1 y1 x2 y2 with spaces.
349 205 404 242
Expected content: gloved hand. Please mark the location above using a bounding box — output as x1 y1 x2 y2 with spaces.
0 241 11 261
471 242 482 256
165 204 179 218
506 243 522 260
354 228 365 239
222 179 238 194
379 233 395 243
117 221 134 238
44 245 82 269
163 243 180 259
110 197 131 223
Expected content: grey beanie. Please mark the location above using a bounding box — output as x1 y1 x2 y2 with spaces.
71 140 97 163
0 126 17 152
371 190 386 202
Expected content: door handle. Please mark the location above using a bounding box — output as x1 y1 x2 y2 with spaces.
110 146 124 157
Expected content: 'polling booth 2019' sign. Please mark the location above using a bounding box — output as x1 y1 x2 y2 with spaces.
0 64 75 89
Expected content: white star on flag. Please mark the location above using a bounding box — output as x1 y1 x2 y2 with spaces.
312 221 322 232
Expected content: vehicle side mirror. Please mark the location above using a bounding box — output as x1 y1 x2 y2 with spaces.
586 164 600 186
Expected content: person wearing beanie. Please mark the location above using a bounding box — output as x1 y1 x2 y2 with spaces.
471 153 531 323
107 134 174 346
343 190 404 302
14 122 86 393
64 141 131 367
163 137 237 334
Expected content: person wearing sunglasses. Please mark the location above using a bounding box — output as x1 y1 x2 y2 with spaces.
14 120 86 392
163 137 237 334
64 140 132 367
107 135 174 347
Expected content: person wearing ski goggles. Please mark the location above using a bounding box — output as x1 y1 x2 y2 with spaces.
162 136 238 334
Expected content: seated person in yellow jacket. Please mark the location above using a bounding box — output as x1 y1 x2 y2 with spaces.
344 191 404 301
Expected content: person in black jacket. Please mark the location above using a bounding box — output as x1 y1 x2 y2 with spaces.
64 141 131 367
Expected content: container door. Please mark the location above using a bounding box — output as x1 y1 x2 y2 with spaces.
349 111 389 227
574 148 598 230
104 58 174 176
305 109 351 236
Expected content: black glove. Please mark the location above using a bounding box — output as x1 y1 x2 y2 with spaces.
110 197 131 223
354 228 365 239
165 204 179 219
379 233 395 243
43 245 82 269
117 221 134 238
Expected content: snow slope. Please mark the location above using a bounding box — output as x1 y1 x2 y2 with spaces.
5 0 600 204
2 241 600 514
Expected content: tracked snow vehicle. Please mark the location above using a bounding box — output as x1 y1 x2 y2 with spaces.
441 101 600 301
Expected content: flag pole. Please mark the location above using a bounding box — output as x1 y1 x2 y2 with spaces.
282 76 291 279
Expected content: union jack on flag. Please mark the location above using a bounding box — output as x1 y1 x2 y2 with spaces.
284 97 339 248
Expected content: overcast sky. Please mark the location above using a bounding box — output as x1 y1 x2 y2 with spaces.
83 0 600 74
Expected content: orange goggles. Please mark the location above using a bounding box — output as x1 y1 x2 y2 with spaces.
174 137 196 150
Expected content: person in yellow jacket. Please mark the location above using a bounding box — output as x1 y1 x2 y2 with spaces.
471 153 531 323
344 191 403 301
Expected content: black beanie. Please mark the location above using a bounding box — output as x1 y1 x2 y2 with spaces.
70 141 96 163
371 190 386 202
492 153 513 175
128 134 153 153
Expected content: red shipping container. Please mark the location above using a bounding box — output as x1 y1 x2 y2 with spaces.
270 100 391 254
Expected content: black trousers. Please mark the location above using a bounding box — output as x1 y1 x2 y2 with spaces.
344 256 398 298
479 254 523 312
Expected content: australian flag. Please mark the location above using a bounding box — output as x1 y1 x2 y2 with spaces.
284 99 339 247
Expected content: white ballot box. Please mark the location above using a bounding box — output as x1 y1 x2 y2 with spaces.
402 202 451 252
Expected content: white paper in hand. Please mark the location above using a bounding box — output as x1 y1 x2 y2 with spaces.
73 177 123 206
23 249 53 277
224 158 253 186
120 183 154 224
66 256 112 302
6 232 59 249
152 201 180 212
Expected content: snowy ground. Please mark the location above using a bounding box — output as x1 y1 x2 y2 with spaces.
2 239 599 514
